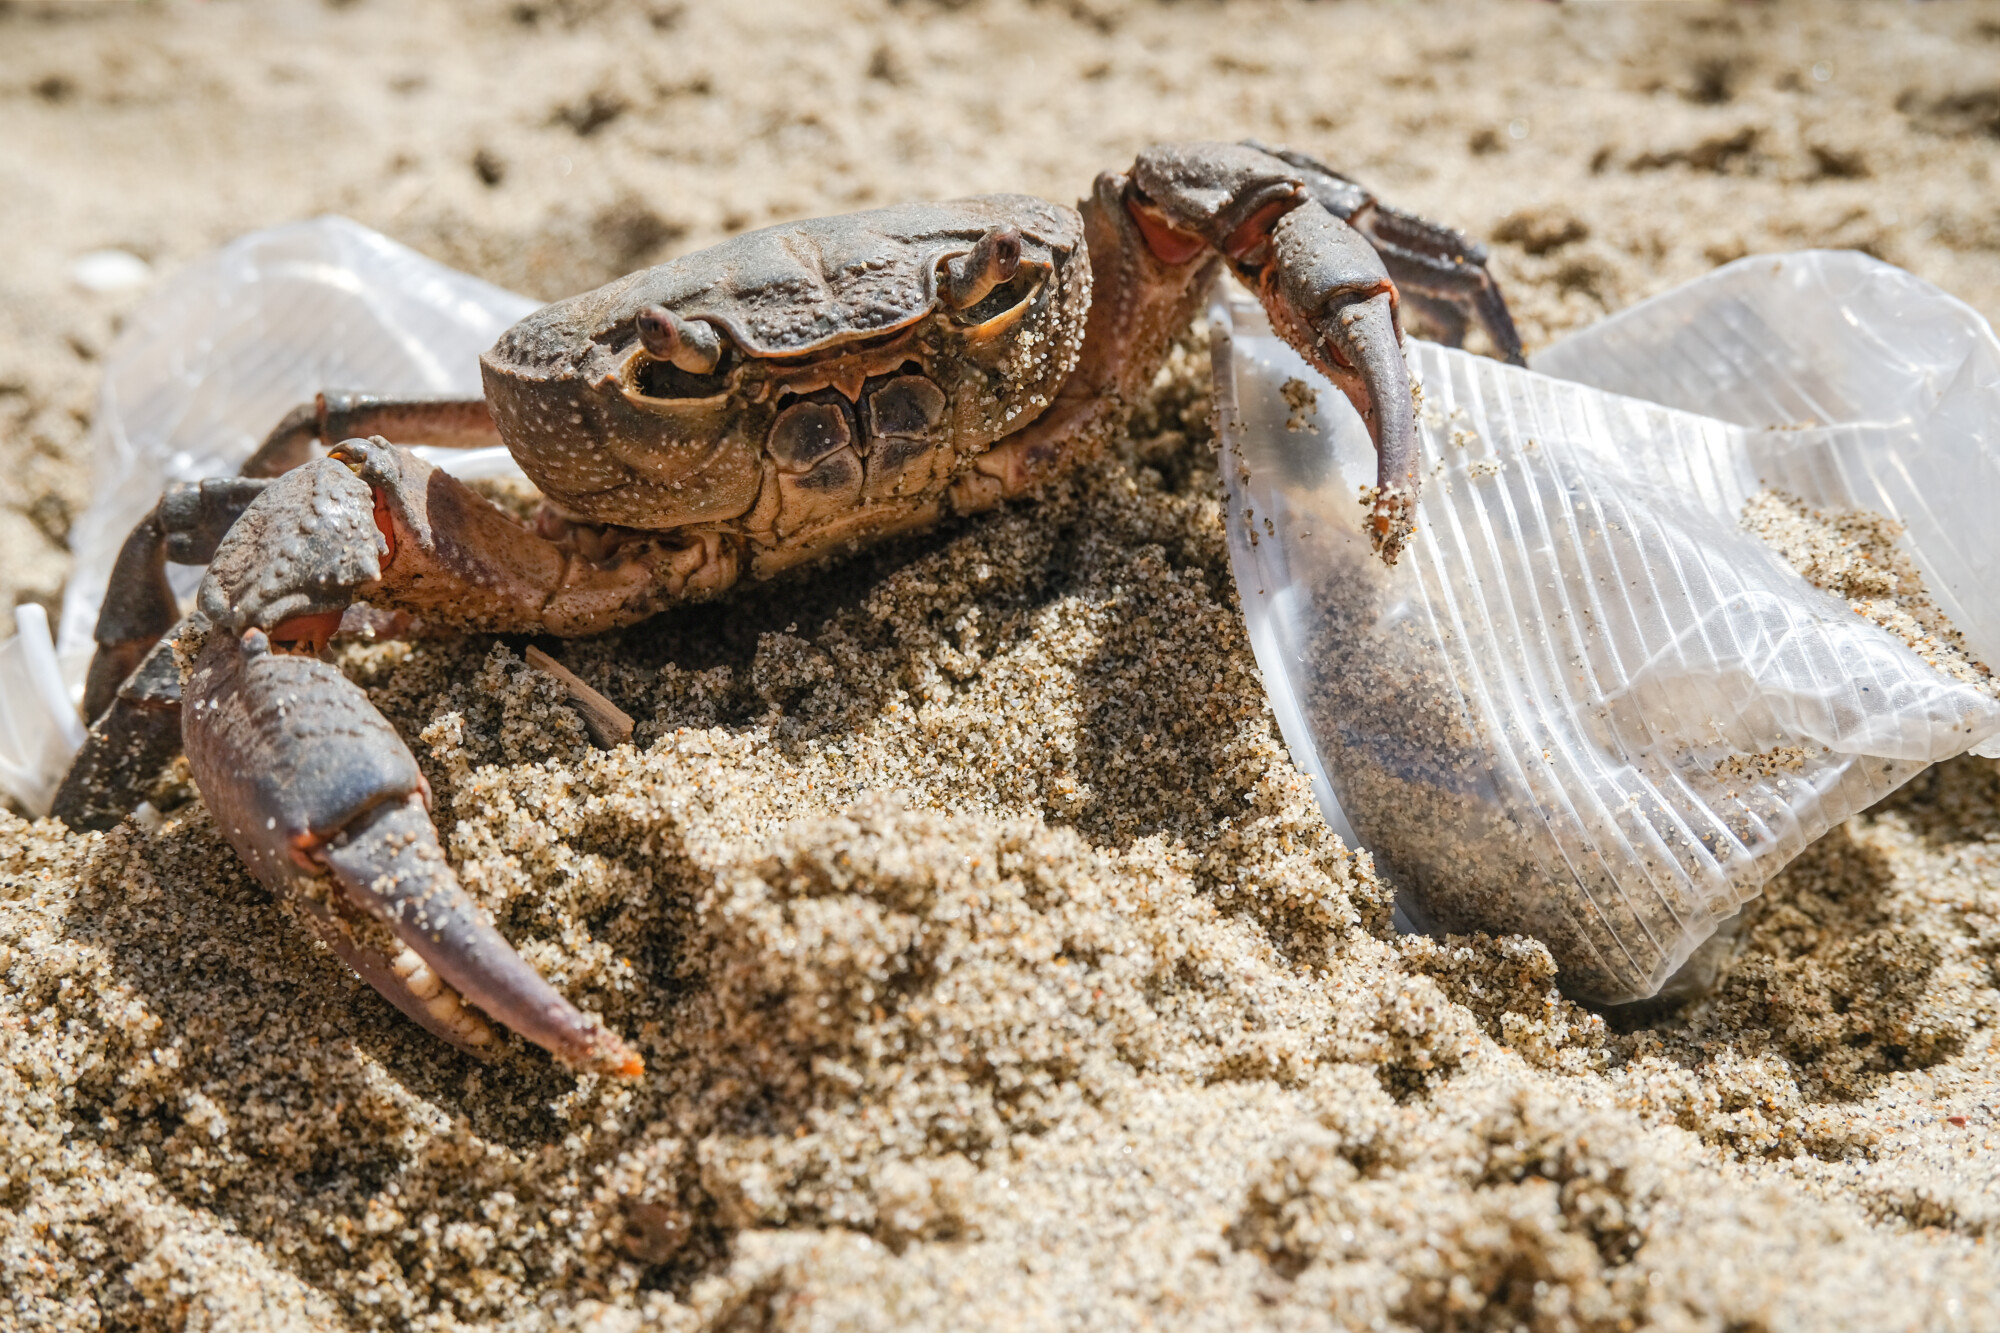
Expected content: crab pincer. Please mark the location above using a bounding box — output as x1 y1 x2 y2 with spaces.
1265 203 1421 560
1113 142 1424 561
179 453 643 1078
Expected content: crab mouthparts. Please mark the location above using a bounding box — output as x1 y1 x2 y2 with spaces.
740 336 934 408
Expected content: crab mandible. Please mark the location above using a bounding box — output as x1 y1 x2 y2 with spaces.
53 142 1523 1079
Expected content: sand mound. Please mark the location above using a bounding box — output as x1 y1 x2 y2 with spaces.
8 410 2000 1329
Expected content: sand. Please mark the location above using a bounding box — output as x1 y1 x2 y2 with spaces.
1741 489 2000 701
5 1 2000 1329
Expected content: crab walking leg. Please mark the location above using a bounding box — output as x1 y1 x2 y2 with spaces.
82 477 269 724
83 510 176 725
168 456 645 1075
1400 291 1470 352
60 477 273 828
1246 140 1526 366
244 393 500 478
54 632 186 831
974 143 1427 562
1349 200 1526 367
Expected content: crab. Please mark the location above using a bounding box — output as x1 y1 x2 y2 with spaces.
51 142 1523 1079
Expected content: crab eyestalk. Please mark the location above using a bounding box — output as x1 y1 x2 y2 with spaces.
636 305 723 374
942 226 1023 309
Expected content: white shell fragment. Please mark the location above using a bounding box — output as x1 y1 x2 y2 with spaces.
1215 251 2000 1003
0 605 86 815
69 248 153 294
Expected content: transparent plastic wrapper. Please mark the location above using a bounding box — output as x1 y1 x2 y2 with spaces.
57 215 538 666
1216 251 2000 1003
0 216 534 815
0 606 86 816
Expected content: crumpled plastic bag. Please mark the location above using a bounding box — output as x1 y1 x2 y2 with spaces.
1216 250 2000 1003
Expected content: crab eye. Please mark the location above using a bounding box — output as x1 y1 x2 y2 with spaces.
634 356 732 400
944 267 1046 328
628 306 733 400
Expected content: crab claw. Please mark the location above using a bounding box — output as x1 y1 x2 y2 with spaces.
181 460 643 1078
183 627 643 1078
1320 290 1419 563
1269 203 1420 564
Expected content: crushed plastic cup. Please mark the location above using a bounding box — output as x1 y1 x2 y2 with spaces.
1216 250 2000 1003
57 215 538 673
0 216 535 816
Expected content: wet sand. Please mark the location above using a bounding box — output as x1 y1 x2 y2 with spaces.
5 2 2000 1329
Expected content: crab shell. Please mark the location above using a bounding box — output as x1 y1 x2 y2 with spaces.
480 196 1090 574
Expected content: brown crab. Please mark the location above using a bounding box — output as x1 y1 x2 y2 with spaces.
52 142 1522 1079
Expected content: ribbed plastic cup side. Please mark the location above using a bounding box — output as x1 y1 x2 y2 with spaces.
1535 250 2000 726
1217 285 2000 1002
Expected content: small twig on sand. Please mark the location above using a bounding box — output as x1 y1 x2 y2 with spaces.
524 646 635 749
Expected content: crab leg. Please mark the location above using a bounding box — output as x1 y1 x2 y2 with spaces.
972 142 1435 562
59 477 273 829
243 392 499 477
82 511 176 726
164 454 643 1076
81 477 268 724
1247 141 1526 365
1355 200 1525 366
54 632 186 831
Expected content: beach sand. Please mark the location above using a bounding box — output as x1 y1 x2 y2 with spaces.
4 2 2000 1328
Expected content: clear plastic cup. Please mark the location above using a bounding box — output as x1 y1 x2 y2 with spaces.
0 217 533 815
1216 251 2000 1002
